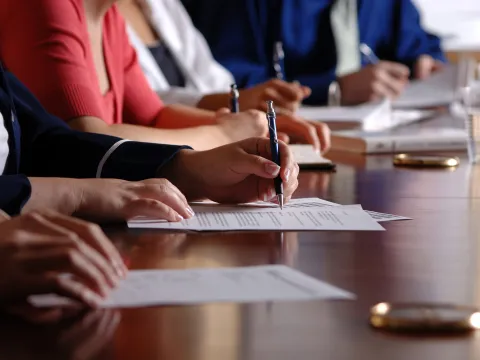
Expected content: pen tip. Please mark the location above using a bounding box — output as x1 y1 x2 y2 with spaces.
278 195 284 210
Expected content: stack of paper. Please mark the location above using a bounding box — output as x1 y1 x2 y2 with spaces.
393 65 458 109
128 198 410 232
29 265 355 308
289 144 335 169
297 99 435 131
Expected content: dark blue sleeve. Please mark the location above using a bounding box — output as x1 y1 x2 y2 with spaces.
0 175 31 216
6 71 189 181
392 0 446 69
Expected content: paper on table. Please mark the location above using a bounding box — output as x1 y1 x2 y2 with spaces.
29 265 355 308
128 203 385 231
393 65 458 109
289 144 334 168
282 198 412 222
297 99 433 131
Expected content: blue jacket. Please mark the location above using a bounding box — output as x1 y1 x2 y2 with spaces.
0 67 185 215
182 0 446 105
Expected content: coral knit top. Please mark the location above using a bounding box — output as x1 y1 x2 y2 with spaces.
0 0 164 126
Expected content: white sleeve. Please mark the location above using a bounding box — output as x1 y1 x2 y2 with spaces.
156 87 204 107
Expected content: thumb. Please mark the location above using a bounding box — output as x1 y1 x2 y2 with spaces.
415 55 433 80
0 209 11 223
216 107 231 116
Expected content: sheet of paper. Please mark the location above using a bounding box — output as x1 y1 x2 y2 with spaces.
128 202 385 231
29 265 355 308
393 65 457 109
272 198 412 223
289 144 334 168
296 100 384 123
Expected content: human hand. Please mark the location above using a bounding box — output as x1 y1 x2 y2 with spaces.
215 108 269 142
276 115 331 153
0 211 126 308
414 54 444 80
240 79 311 113
162 137 299 204
338 61 410 105
25 178 195 222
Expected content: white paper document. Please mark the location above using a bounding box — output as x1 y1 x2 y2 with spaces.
289 198 412 223
297 99 433 131
289 144 334 168
29 265 355 308
128 201 385 231
393 65 458 109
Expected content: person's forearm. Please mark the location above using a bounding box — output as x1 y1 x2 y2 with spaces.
156 149 205 201
196 93 230 111
155 104 217 128
69 116 228 150
23 178 81 215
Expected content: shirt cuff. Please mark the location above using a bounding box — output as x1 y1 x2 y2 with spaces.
98 140 192 181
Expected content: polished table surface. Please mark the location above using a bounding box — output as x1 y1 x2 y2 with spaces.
2 117 480 360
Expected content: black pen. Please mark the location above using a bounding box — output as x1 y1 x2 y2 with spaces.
266 101 284 209
230 83 239 113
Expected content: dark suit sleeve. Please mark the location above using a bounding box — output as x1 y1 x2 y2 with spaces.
6 71 188 181
0 175 31 215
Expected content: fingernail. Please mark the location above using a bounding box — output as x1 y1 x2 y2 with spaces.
186 206 195 217
175 213 184 222
265 163 280 176
85 291 104 307
263 193 269 202
284 169 291 182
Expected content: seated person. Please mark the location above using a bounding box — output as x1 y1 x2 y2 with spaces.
117 0 310 114
0 66 298 318
0 0 329 153
1 68 298 218
182 0 446 105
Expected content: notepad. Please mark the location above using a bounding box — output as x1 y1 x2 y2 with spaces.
29 265 355 308
289 144 335 169
393 65 458 109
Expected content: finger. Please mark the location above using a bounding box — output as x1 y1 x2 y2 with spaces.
124 198 185 222
132 180 193 219
22 247 114 297
0 209 10 223
310 122 331 153
278 117 321 152
268 79 304 101
380 61 410 79
39 212 126 278
371 80 397 99
6 304 67 324
376 71 407 97
277 132 290 144
263 87 296 112
29 275 105 308
216 107 231 116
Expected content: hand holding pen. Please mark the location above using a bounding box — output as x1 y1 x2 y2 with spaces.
336 43 410 105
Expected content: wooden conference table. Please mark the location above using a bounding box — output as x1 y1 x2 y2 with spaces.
2 115 480 360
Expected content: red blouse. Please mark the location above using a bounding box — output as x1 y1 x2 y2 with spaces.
0 0 164 125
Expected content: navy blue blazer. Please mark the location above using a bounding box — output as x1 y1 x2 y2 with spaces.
182 0 446 105
0 67 186 215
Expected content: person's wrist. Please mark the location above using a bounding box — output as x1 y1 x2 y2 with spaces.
157 149 204 200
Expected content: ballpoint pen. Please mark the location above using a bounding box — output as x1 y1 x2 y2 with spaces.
265 100 284 209
230 83 239 113
273 41 285 80
359 43 380 65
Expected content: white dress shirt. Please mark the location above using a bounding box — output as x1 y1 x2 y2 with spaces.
0 112 9 175
127 0 234 107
